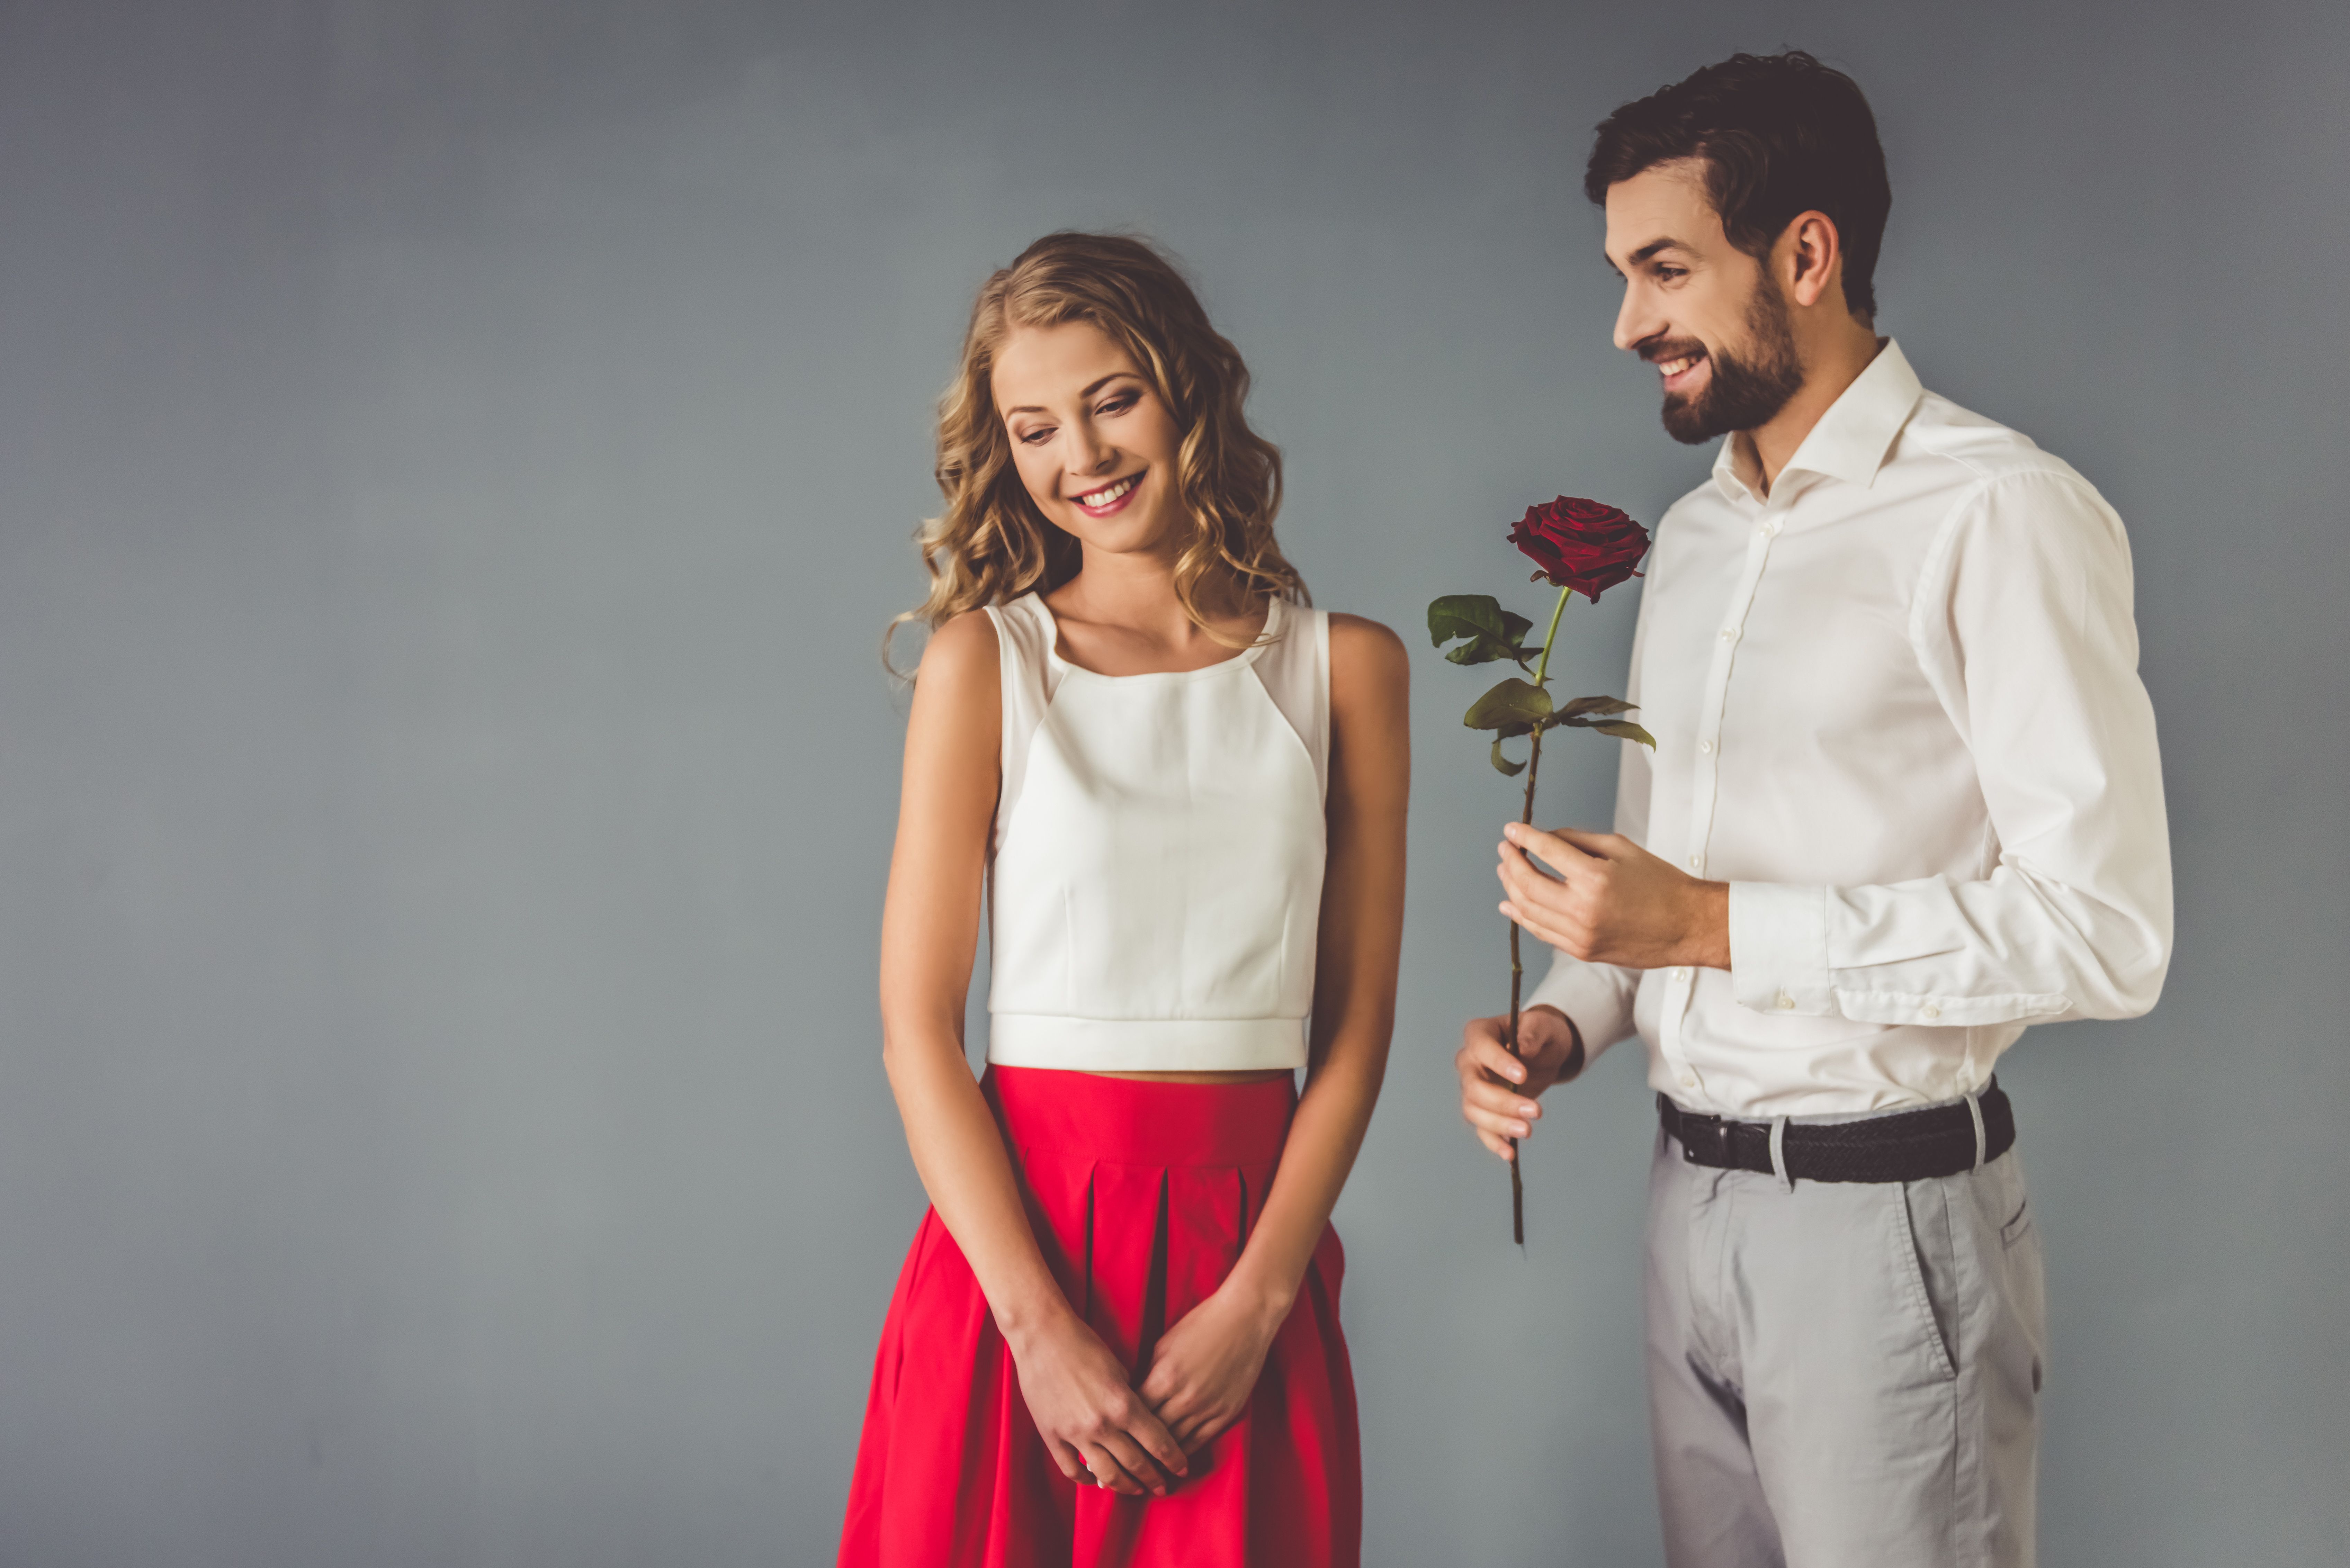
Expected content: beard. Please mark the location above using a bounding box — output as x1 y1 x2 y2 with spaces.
1656 282 1804 445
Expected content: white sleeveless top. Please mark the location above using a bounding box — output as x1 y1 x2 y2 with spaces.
980 592 1330 1072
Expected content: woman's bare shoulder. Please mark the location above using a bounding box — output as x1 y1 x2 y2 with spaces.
1324 611 1409 701
912 608 1002 693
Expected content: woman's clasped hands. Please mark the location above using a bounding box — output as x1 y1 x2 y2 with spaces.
1008 1283 1282 1496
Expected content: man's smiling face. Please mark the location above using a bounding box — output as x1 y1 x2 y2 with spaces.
1603 159 1803 444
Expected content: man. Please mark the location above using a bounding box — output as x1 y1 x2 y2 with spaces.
1454 51 2171 1568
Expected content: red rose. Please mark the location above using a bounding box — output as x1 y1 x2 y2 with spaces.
1508 497 1650 601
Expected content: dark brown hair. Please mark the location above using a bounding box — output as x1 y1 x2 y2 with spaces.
1585 51 1892 320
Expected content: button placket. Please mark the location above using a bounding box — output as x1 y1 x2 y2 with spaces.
1685 513 1776 888
1666 957 1703 1093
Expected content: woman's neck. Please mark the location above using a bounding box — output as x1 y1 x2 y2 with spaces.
1043 551 1264 675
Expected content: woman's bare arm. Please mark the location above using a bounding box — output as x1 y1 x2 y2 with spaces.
1140 613 1410 1450
879 611 1187 1495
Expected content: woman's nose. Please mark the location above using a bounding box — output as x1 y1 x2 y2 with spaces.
1062 422 1115 478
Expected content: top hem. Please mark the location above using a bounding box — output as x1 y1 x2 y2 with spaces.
987 1014 1307 1072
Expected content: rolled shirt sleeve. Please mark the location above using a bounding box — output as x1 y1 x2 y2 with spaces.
1727 471 2173 1026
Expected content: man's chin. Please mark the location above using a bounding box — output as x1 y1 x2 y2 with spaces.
1660 393 1727 445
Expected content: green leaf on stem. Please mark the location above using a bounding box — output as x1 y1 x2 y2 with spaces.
1555 694 1639 721
1588 719 1657 748
1428 594 1538 668
1488 721 1533 776
1463 677 1554 731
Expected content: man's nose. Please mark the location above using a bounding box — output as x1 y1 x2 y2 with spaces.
1613 281 1662 355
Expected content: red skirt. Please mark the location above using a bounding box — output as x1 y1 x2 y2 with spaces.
838 1066 1360 1567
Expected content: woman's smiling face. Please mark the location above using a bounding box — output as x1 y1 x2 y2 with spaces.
993 321 1185 560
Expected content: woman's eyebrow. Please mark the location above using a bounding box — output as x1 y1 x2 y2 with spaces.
1003 372 1138 417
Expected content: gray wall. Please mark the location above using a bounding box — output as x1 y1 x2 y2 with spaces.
2 1 2343 1563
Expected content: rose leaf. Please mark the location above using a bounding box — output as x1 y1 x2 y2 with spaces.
1428 595 1537 667
1588 719 1657 748
1463 678 1554 731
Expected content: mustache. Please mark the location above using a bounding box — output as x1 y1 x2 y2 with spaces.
1637 336 1709 366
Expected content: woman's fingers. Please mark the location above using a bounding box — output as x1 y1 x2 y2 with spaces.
1123 1400 1191 1481
1077 1441 1146 1495
1150 1381 1227 1457
1096 1428 1173 1495
1136 1355 1183 1413
1153 1391 1226 1455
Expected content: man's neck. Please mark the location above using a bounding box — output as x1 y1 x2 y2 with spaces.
1741 325 1886 494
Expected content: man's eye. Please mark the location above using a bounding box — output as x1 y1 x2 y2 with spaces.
1655 265 1686 282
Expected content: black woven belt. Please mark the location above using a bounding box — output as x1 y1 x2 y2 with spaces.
1659 1079 2015 1183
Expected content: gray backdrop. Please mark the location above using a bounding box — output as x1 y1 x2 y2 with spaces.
2 1 2343 1564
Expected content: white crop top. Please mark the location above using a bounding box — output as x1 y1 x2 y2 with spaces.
980 592 1330 1072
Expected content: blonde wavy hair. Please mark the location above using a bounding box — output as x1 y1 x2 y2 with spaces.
889 232 1306 671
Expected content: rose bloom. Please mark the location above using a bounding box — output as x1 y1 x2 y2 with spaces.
1508 497 1650 600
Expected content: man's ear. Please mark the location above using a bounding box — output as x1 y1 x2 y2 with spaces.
1781 210 1844 311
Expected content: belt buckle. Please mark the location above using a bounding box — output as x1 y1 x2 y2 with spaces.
1679 1112 1730 1166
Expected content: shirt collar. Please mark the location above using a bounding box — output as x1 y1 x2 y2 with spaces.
1711 338 1924 504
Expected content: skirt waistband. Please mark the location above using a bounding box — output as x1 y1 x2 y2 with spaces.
986 1064 1294 1168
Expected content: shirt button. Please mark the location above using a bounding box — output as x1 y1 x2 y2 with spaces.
1720 626 1738 641
1922 1004 1942 1020
1679 1072 1698 1088
1698 739 1714 754
1687 854 1704 871
1776 994 1796 1010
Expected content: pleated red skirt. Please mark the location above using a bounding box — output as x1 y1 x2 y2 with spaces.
838 1065 1360 1567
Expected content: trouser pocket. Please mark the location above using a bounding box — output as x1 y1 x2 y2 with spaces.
1892 1179 1960 1381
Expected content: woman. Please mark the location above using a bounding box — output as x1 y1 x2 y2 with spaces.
838 232 1408 1567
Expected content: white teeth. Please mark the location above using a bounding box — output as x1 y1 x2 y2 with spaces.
1078 475 1137 507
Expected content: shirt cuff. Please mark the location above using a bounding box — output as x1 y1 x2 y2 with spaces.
1524 950 1636 1060
1728 882 1836 1017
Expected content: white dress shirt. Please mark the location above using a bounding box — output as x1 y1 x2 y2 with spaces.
1530 341 2172 1118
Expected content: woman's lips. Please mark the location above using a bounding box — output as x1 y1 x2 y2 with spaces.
1072 470 1143 516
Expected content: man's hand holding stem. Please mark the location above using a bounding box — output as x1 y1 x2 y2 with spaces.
1457 822 1732 1161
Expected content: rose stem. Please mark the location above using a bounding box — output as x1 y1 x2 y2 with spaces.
1505 584 1576 1246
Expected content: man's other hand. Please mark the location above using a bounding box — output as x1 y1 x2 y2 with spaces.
1455 1004 1584 1163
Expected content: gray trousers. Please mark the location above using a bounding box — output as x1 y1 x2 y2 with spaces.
1646 1123 2048 1568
